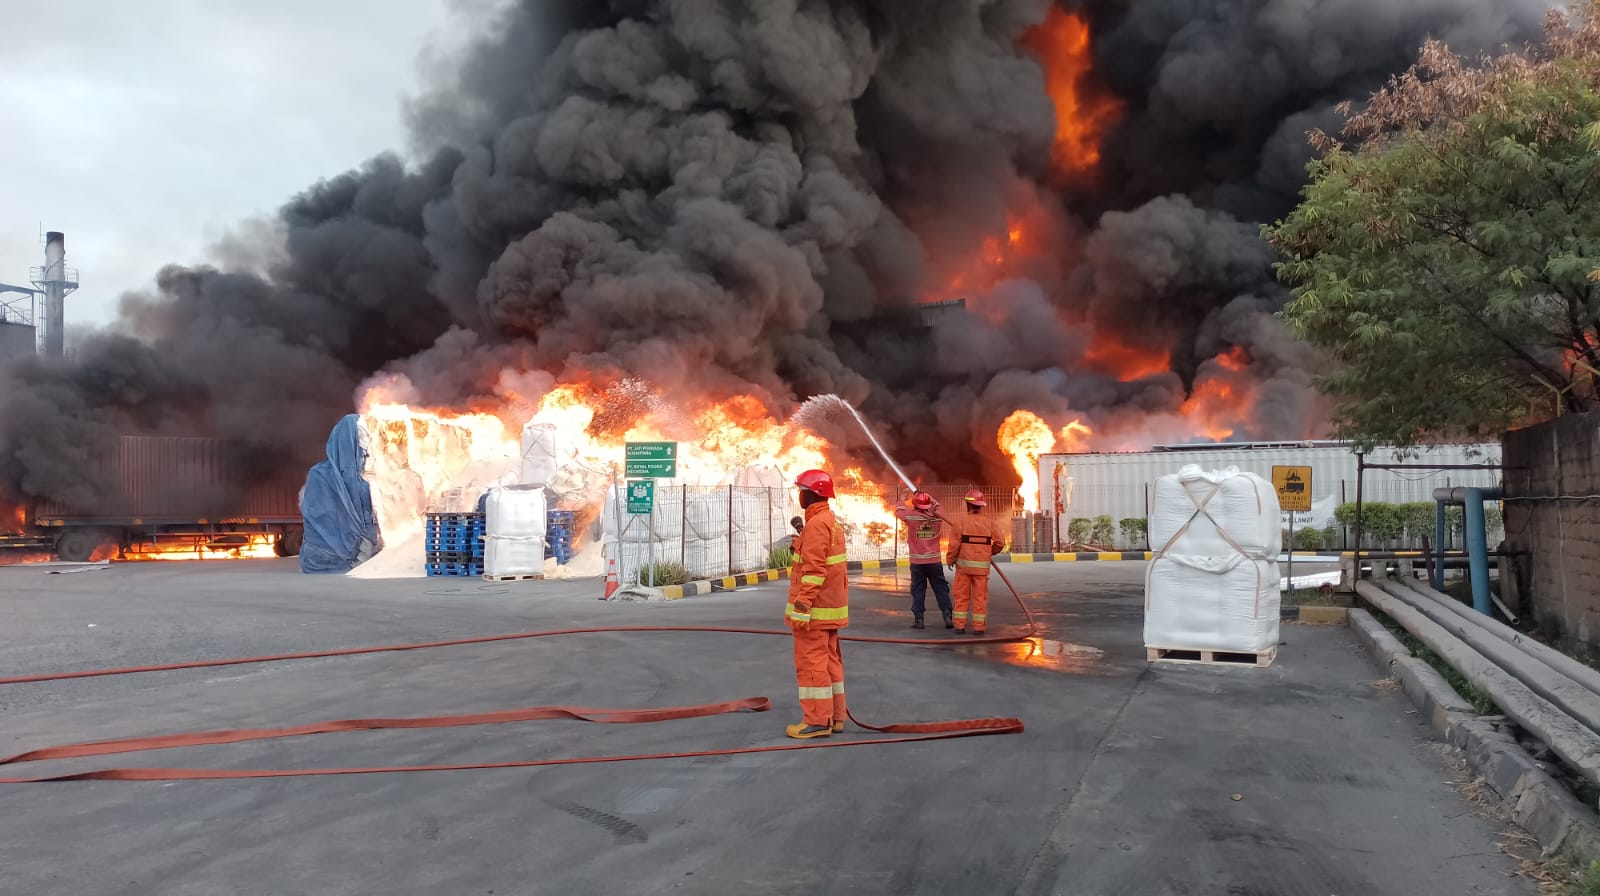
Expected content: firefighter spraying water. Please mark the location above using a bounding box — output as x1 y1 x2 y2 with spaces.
792 394 1029 632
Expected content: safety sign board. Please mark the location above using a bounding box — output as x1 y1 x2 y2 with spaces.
1271 465 1313 513
626 479 654 515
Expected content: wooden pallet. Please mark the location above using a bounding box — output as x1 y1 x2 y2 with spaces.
1146 646 1276 668
482 573 545 582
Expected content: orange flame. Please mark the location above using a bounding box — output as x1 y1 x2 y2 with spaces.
120 537 280 561
1022 8 1123 177
1180 351 1259 442
354 378 908 566
1082 335 1173 382
998 410 1093 512
1059 420 1093 451
940 209 1048 301
1217 346 1250 372
998 411 1055 513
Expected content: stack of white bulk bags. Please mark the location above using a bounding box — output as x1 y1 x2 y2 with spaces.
1144 465 1281 656
483 485 547 578
600 485 776 582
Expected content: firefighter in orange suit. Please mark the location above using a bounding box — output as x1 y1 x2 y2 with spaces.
784 469 850 739
943 489 1005 635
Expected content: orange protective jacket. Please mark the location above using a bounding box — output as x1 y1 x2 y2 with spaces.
945 511 1004 573
786 501 849 630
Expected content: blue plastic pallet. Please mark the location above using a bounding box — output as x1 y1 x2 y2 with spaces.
427 562 483 577
426 537 482 550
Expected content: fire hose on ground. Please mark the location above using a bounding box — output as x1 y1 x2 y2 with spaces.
0 561 1036 783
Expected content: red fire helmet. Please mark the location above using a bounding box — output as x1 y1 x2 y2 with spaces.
912 492 934 509
963 489 987 507
795 469 836 499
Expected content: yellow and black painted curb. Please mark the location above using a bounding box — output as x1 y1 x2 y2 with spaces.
848 552 1158 569
996 551 1153 563
709 568 791 592
659 580 715 600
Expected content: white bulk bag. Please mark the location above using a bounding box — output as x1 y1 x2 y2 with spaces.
1145 465 1282 654
1148 465 1280 558
484 485 546 578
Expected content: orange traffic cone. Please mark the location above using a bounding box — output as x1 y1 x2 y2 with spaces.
602 556 620 600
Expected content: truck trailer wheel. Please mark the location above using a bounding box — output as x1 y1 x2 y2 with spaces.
274 526 304 558
56 530 116 563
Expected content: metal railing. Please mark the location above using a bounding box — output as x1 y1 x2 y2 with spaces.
603 483 1026 585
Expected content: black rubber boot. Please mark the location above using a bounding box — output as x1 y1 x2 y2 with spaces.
943 611 954 629
911 614 925 629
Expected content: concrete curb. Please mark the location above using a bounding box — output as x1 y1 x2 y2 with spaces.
709 569 790 592
1349 608 1600 862
998 551 1153 563
658 580 713 601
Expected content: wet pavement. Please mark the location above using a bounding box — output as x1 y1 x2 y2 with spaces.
0 559 1531 895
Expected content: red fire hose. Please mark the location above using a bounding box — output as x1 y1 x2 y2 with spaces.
0 562 1036 783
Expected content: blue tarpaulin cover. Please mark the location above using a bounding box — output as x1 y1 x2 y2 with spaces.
300 415 381 573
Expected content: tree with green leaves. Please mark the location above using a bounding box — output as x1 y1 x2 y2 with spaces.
1266 8 1600 446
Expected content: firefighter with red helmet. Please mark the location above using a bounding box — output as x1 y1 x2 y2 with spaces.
942 489 1005 635
784 469 850 738
895 491 953 629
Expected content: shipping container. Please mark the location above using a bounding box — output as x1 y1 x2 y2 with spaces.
1038 441 1501 550
17 436 305 562
33 436 302 522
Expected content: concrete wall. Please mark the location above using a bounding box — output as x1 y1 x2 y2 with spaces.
1503 413 1600 651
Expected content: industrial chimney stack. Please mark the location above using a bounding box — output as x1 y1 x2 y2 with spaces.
30 231 79 358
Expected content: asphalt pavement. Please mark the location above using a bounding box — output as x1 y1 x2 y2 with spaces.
0 559 1532 895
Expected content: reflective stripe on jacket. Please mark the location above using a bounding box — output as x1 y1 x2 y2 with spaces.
786 501 849 628
946 512 1004 572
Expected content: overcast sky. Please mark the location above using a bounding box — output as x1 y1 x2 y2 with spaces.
0 0 479 328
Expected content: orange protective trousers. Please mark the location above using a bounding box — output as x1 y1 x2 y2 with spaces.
792 627 845 728
952 569 990 633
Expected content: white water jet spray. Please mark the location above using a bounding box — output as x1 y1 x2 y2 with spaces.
793 394 917 492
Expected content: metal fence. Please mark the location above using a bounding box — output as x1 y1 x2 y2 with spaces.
599 469 1514 584
604 485 791 585
1050 482 1506 552
601 483 1024 585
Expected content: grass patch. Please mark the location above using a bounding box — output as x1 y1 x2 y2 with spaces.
1574 860 1600 896
1372 610 1500 715
1412 641 1500 716
766 546 794 571
636 562 689 587
1538 859 1600 896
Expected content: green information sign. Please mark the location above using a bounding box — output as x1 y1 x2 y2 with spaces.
626 479 654 515
625 441 677 478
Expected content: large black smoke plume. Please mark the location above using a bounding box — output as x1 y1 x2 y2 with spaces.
0 0 1554 509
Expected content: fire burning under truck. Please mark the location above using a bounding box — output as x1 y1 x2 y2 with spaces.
0 435 304 563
